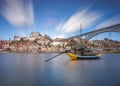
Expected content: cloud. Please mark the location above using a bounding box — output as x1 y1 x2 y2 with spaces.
19 31 26 37
1 0 34 26
95 15 120 29
52 34 65 39
56 8 102 38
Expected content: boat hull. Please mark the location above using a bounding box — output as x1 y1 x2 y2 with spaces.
66 53 101 60
77 55 99 59
65 53 77 60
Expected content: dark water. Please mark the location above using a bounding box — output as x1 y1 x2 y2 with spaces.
0 53 120 86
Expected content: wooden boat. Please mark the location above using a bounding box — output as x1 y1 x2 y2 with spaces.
65 25 101 60
66 53 101 60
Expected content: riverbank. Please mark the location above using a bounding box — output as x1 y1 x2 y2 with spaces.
0 49 64 54
0 49 120 54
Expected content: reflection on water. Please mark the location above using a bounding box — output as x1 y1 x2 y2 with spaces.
0 53 120 86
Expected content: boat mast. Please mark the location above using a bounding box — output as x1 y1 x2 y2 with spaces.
109 30 111 48
80 24 84 56
80 24 82 47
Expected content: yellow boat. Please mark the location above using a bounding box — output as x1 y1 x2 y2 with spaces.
66 53 101 60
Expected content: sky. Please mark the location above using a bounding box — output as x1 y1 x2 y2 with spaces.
0 0 120 40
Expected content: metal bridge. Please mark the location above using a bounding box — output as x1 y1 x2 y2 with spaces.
67 23 120 42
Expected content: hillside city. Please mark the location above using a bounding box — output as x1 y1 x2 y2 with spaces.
0 32 120 53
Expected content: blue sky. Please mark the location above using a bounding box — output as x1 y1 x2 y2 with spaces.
0 0 120 40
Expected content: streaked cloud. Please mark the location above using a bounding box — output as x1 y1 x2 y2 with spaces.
95 15 120 29
1 0 34 26
55 8 102 38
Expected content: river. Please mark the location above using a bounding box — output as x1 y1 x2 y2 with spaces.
0 53 120 86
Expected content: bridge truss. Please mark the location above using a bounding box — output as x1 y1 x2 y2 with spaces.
67 23 120 44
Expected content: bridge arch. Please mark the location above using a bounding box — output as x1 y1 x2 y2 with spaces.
84 30 120 42
67 24 120 46
67 24 120 43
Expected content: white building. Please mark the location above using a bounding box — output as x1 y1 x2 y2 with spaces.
28 32 41 41
28 37 36 41
14 36 21 41
51 39 68 48
30 32 41 38
51 41 63 46
29 32 41 41
51 38 63 46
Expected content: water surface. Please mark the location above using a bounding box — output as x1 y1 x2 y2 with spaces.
0 53 120 86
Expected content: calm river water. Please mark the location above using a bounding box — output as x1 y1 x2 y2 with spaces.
0 53 120 86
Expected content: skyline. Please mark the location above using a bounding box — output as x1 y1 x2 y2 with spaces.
0 0 120 40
